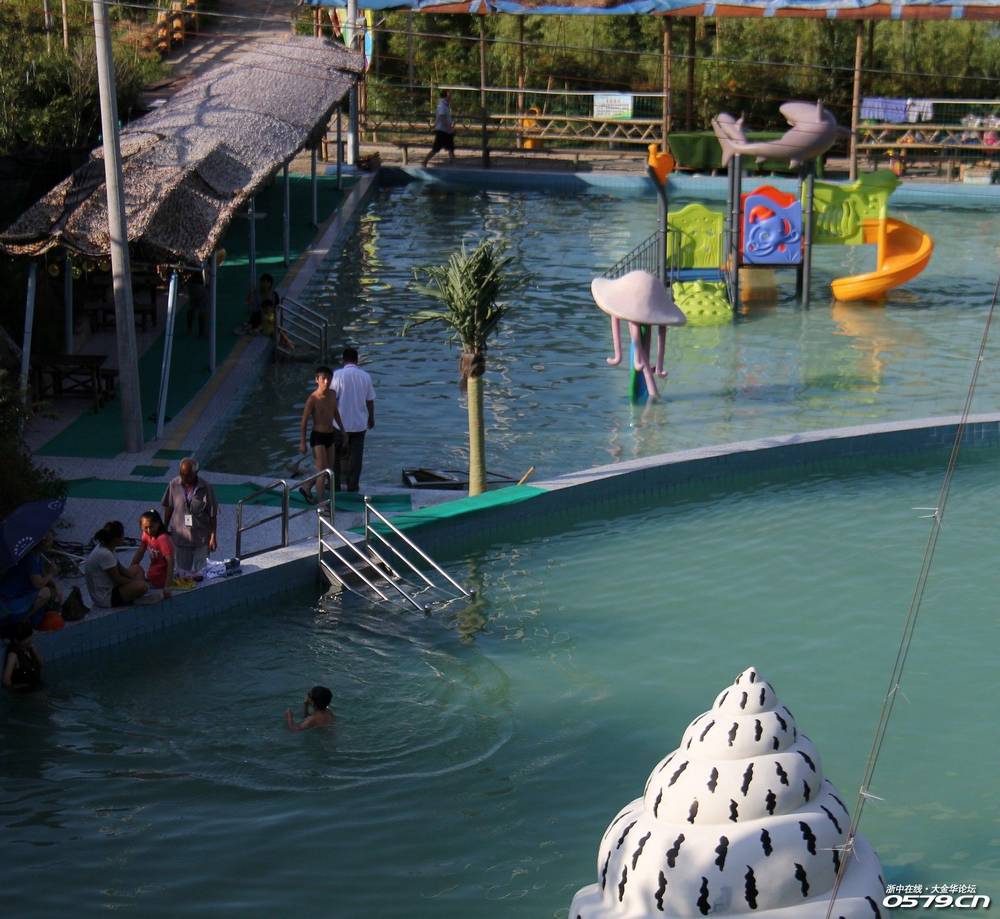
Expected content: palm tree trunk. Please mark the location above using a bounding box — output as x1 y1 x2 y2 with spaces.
466 373 486 497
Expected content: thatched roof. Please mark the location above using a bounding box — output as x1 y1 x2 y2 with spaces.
0 37 363 266
309 0 1000 19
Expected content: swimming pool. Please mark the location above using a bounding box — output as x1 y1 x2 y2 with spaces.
207 183 1000 486
5 452 996 916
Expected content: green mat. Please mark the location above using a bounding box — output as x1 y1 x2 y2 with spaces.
367 485 545 533
38 175 350 460
129 464 170 478
152 449 192 460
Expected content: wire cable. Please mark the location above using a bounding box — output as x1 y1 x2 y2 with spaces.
824 270 1000 919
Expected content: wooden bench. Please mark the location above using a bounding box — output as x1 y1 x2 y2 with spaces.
33 354 117 412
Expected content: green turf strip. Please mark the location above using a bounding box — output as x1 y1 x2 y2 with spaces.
363 485 545 534
37 175 352 459
152 449 192 460
129 464 170 478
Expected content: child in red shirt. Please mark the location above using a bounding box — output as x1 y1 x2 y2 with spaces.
131 509 175 597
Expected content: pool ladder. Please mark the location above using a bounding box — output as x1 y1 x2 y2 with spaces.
318 498 472 612
276 295 329 360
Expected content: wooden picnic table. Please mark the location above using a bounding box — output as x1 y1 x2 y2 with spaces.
33 353 118 412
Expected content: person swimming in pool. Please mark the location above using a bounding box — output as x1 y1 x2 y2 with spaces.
285 685 335 731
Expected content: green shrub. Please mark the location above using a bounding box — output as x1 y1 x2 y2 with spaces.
0 369 65 518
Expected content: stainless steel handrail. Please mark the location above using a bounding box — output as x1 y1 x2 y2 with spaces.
289 469 335 527
276 296 329 359
235 470 334 559
235 479 288 558
364 498 472 598
317 515 426 611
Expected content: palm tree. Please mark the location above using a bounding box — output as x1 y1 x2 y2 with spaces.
407 238 521 497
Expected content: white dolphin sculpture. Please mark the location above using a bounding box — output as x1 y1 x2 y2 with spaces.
712 101 847 167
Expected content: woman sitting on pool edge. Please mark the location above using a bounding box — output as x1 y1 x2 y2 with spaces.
285 686 334 731
130 510 174 599
84 521 158 608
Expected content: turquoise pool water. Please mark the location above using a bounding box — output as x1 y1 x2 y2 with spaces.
207 184 1000 484
4 454 997 916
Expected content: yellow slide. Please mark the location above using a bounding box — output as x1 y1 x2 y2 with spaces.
831 218 933 302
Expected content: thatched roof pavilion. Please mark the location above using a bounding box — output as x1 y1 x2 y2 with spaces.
0 36 363 268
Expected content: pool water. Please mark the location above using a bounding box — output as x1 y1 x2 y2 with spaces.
4 456 997 916
207 184 1000 485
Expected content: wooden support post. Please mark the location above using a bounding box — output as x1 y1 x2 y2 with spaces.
20 262 38 399
849 20 864 182
156 270 179 439
480 17 490 168
662 20 673 144
517 16 525 150
208 256 217 373
64 252 73 354
61 0 69 50
686 17 696 131
282 163 290 268
311 145 319 227
248 196 256 289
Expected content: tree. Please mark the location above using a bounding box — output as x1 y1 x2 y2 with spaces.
0 369 65 518
407 239 522 497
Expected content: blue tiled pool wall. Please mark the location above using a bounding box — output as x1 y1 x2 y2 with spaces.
39 551 321 665
39 416 999 664
390 417 1000 562
380 166 1000 209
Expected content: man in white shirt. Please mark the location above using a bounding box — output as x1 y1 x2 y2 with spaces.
331 346 376 493
422 90 456 168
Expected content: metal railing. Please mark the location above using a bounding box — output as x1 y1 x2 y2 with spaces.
276 296 329 360
235 469 334 559
318 496 471 612
604 228 667 280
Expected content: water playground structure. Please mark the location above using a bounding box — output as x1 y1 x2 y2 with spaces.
594 101 934 401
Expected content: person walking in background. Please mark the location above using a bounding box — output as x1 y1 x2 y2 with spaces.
161 458 218 574
422 90 456 168
332 347 375 493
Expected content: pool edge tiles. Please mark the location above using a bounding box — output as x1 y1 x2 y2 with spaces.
360 413 1000 559
36 413 1000 663
381 166 1000 208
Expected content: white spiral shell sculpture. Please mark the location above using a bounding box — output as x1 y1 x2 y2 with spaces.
570 667 890 918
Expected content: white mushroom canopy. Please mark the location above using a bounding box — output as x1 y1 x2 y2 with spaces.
570 667 889 918
591 271 687 327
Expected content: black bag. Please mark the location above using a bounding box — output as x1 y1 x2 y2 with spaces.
62 586 90 622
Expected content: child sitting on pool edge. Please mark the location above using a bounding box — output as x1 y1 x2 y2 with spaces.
285 685 334 731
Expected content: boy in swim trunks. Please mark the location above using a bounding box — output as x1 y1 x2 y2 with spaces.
299 366 348 504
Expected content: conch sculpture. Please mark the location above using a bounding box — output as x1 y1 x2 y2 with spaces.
569 667 891 918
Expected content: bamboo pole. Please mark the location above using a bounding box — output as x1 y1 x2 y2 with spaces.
61 0 69 50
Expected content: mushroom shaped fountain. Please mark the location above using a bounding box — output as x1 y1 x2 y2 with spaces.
591 270 687 401
569 667 890 918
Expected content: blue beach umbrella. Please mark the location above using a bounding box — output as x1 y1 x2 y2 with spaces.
0 497 66 573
